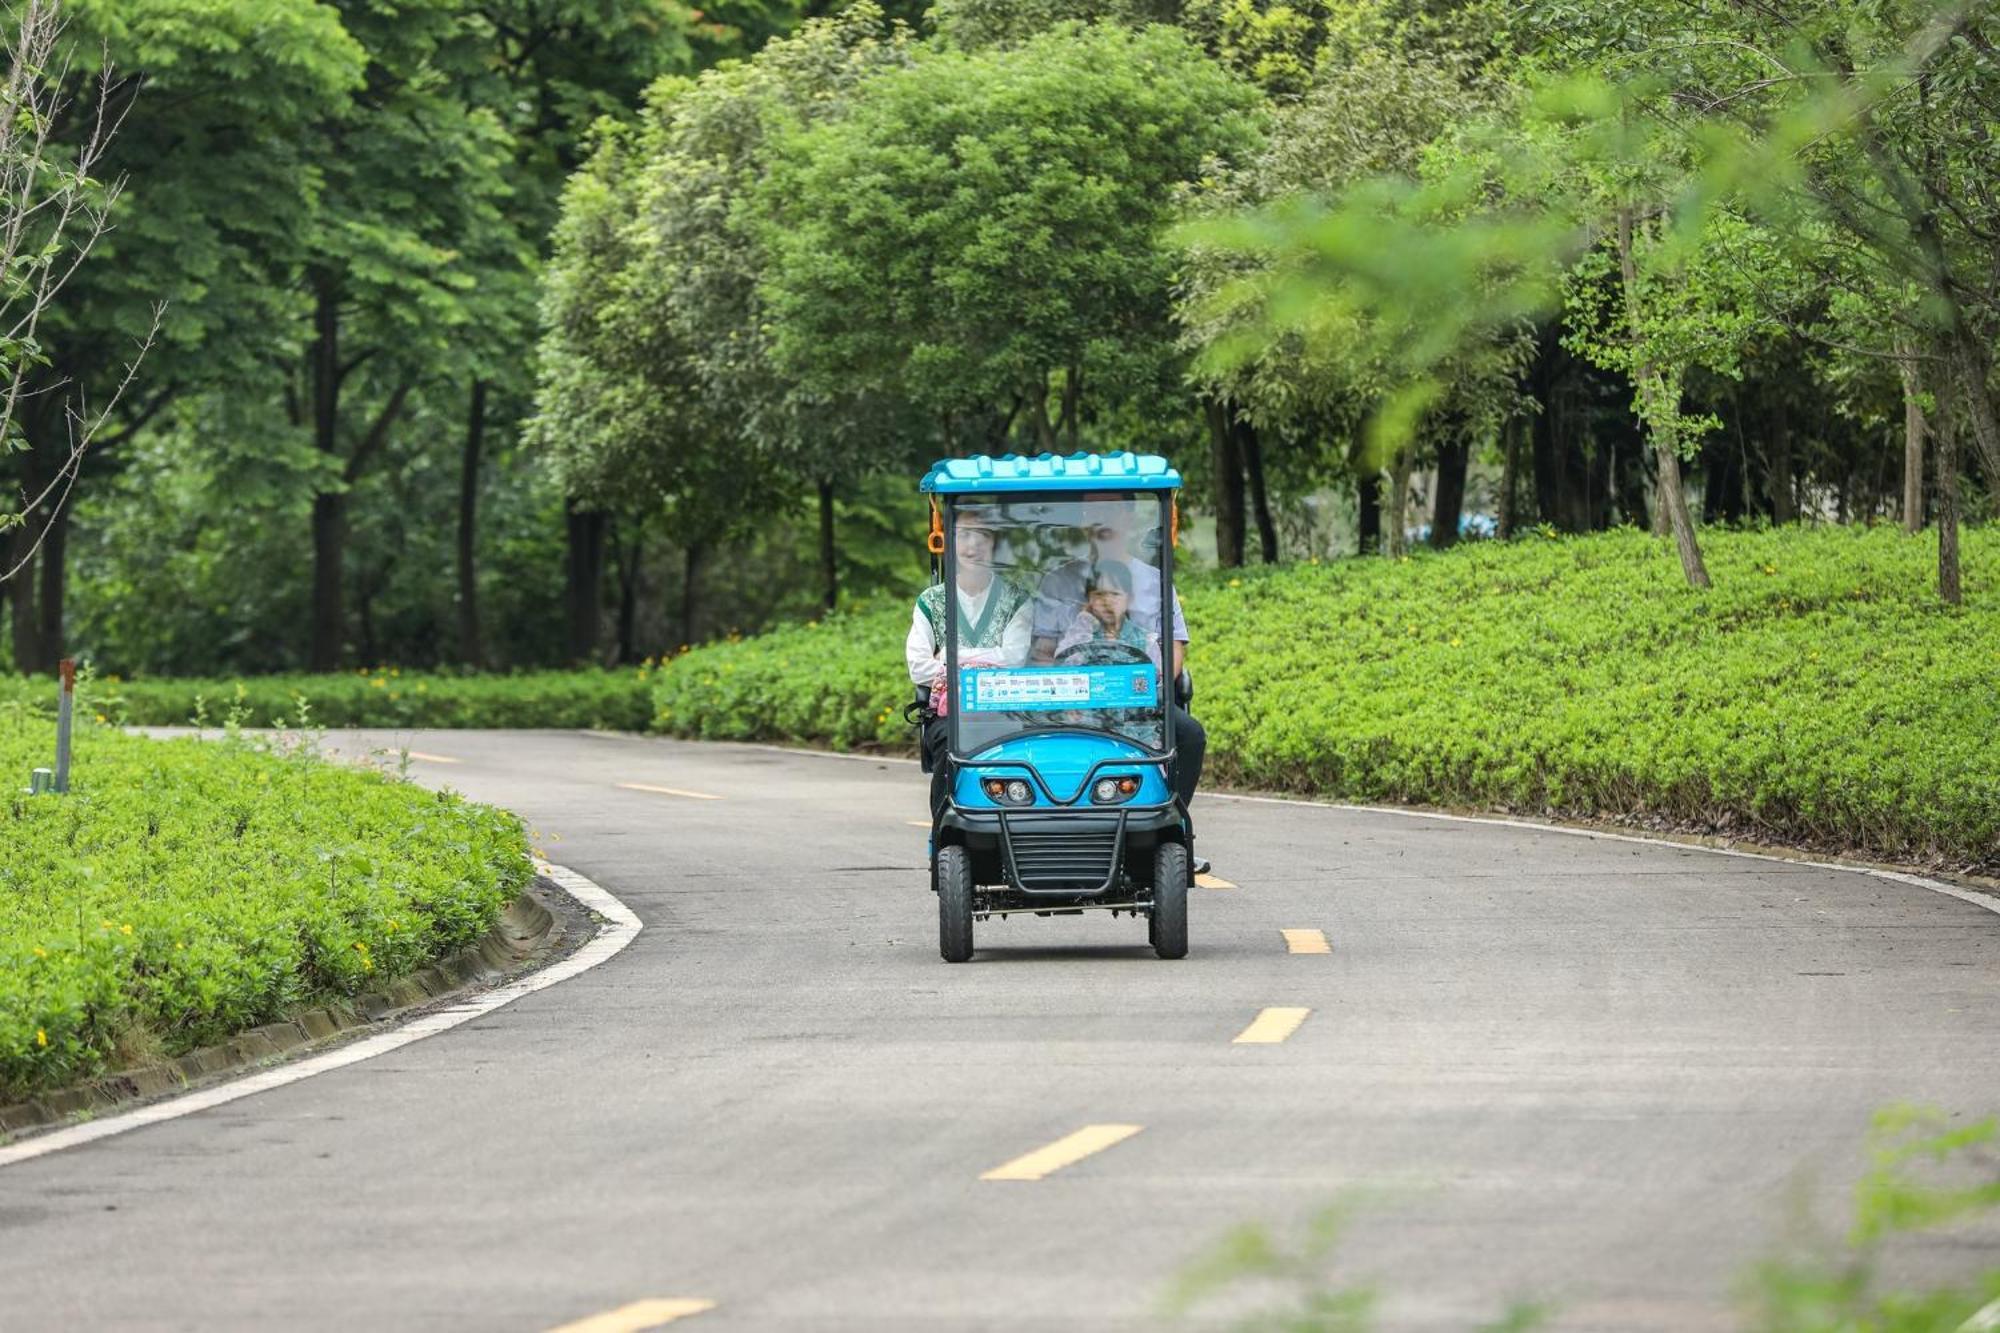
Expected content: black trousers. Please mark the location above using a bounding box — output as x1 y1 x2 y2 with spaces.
924 708 1206 822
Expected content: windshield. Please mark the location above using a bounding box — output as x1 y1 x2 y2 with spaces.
943 493 1172 755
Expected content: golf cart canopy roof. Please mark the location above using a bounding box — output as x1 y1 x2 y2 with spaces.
921 451 1181 495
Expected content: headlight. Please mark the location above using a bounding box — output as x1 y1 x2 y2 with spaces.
1092 775 1142 804
982 778 1034 805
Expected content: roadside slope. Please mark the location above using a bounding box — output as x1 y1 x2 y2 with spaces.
650 525 2000 872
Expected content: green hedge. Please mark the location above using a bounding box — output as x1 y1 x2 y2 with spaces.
0 719 531 1101
0 667 658 731
650 525 2000 872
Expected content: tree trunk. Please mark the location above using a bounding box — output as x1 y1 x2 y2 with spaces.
355 572 378 669
1769 392 1797 523
457 377 487 666
1236 417 1278 562
6 522 37 673
1356 470 1381 555
309 491 348 671
308 276 344 673
1531 388 1560 526
817 478 838 613
1498 416 1521 540
1947 330 2000 509
35 499 67 671
613 523 642 665
1430 437 1468 549
1617 206 1709 589
1204 397 1245 568
564 506 606 665
1061 359 1081 452
1385 446 1413 558
1033 371 1057 453
679 540 704 649
1936 372 1961 606
1899 354 1925 533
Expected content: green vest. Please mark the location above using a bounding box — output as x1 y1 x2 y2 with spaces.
918 579 1031 651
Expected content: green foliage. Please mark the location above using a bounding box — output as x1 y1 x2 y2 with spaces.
0 667 659 731
1162 1106 2000 1332
649 525 2000 871
651 602 913 751
530 5 919 576
757 21 1265 442
1742 1107 2000 1331
0 716 531 1100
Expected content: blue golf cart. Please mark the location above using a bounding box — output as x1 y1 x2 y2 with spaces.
917 452 1194 962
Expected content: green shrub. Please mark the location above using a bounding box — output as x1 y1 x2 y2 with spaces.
0 667 658 732
0 719 531 1101
649 526 1999 872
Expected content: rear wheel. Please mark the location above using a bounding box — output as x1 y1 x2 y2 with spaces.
1151 842 1189 960
937 845 974 963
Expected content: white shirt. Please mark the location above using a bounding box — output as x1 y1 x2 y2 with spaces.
905 581 1034 687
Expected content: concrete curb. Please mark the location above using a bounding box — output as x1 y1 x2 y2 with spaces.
0 885 561 1139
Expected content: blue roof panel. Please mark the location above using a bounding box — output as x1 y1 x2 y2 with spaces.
921 451 1181 495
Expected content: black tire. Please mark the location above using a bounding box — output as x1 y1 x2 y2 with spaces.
1151 842 1189 960
937 844 975 963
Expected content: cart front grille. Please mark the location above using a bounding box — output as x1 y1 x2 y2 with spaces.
1004 825 1120 892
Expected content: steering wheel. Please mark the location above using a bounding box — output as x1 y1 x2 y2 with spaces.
1053 640 1151 668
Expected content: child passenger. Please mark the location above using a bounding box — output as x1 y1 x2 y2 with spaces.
1053 560 1161 669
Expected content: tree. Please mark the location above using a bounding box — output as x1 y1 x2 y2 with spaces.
757 22 1265 465
532 7 917 643
1176 43 1516 562
3 0 364 672
1530 0 1998 597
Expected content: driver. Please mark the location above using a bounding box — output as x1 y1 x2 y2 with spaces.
907 506 1033 820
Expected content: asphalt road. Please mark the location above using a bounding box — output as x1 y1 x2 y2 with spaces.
3 729 1997 1332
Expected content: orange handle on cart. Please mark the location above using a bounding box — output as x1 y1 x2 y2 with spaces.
927 500 945 555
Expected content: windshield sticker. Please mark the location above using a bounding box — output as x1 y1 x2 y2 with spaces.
960 664 1158 712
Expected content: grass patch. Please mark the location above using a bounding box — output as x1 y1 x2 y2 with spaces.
0 667 659 732
649 525 1999 872
0 717 531 1102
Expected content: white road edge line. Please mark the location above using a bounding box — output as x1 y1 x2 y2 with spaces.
1206 791 2000 920
0 859 640 1170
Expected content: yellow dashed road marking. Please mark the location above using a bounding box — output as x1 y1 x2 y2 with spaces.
1233 1006 1312 1044
405 751 460 764
544 1297 716 1332
981 1124 1143 1181
1194 872 1236 889
1282 928 1330 955
617 783 722 801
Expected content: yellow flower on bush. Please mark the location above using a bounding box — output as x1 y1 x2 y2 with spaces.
120 923 132 935
32 946 46 958
36 1029 47 1048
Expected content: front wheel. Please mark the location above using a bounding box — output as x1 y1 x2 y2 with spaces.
1150 842 1189 960
937 844 974 963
